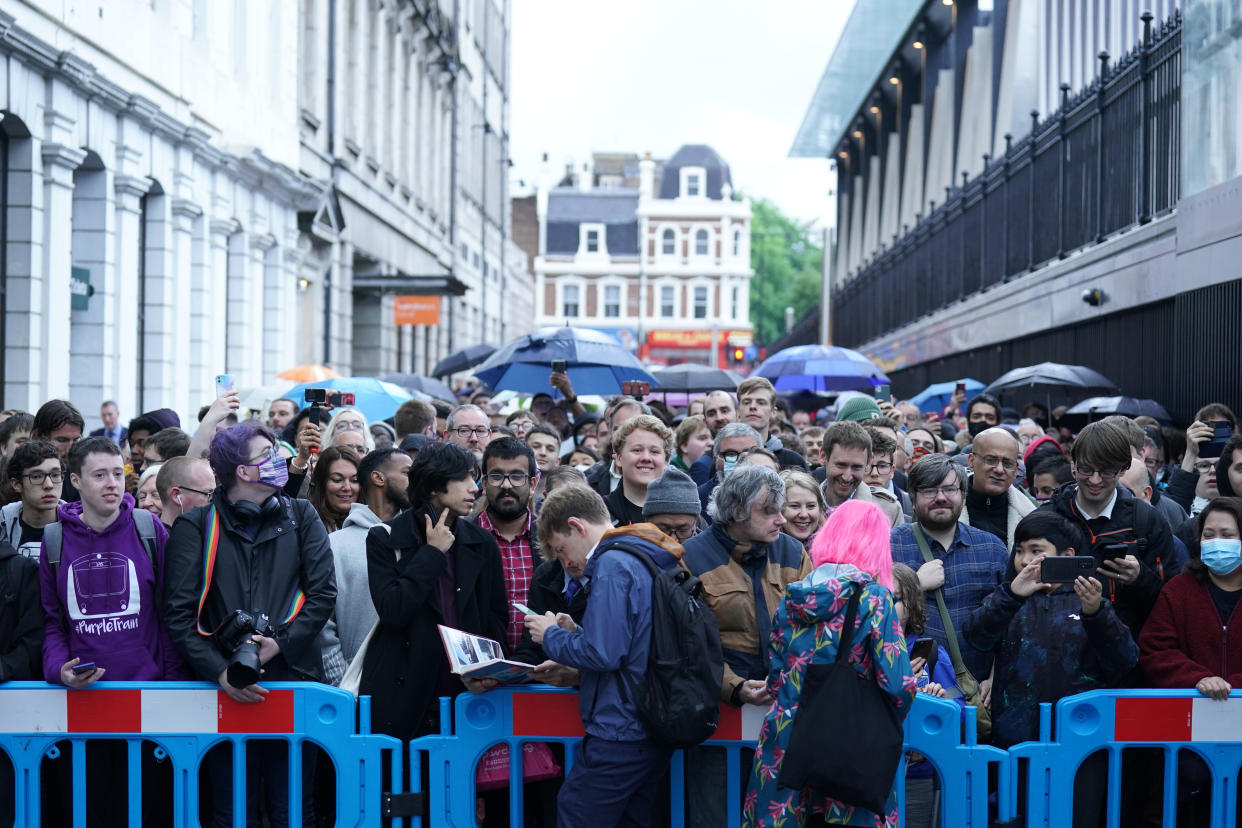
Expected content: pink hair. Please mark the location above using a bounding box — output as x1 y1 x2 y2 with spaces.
808 500 894 590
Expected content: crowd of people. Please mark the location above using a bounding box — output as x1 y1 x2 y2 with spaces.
0 372 1239 828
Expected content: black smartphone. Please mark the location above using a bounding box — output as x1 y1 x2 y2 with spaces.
1099 542 1129 561
551 360 567 374
909 638 935 661
72 661 97 674
955 381 966 397
1201 420 1232 459
1040 556 1097 584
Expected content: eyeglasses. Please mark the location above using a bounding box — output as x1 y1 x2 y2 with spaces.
1073 466 1124 482
334 419 365 433
180 486 215 499
245 446 280 465
484 471 532 487
719 450 744 462
867 462 893 475
977 455 1018 472
453 427 491 439
511 421 534 434
22 470 63 485
1193 461 1217 474
654 524 698 542
916 485 962 500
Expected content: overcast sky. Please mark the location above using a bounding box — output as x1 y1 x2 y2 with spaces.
508 1 855 230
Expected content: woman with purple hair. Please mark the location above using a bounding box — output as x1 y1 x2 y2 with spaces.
742 500 916 828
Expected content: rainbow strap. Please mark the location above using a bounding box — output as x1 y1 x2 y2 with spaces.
195 503 307 635
195 505 221 635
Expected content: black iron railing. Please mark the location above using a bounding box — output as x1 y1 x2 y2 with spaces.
833 12 1181 348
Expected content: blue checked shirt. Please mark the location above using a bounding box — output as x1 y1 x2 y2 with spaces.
891 522 1009 677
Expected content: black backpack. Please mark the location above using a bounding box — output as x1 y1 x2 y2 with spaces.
605 539 724 748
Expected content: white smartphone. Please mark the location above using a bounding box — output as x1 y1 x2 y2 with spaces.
215 374 236 396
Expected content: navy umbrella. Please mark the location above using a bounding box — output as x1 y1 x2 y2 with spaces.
753 345 889 393
379 373 458 403
984 362 1119 410
649 364 744 394
473 326 658 396
431 343 498 378
1064 396 1174 425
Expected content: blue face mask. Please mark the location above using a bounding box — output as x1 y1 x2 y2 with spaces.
1201 538 1242 576
722 456 739 478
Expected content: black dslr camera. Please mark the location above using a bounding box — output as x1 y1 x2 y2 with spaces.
212 610 274 688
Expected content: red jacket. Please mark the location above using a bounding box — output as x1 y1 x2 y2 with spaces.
1139 572 1242 688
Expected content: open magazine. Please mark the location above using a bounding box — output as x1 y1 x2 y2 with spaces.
438 624 536 683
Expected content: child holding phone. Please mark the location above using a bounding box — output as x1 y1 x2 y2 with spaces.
963 511 1137 749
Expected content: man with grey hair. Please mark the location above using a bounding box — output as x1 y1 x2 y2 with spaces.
446 404 492 460
697 422 763 519
890 453 1009 682
682 464 812 825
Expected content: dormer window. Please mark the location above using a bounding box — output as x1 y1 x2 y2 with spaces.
680 166 707 198
579 223 606 255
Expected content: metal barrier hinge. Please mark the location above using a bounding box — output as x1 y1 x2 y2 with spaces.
382 792 427 819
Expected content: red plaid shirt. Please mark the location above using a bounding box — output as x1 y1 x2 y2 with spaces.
477 508 535 653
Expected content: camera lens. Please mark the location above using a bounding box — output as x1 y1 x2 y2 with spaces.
225 639 264 688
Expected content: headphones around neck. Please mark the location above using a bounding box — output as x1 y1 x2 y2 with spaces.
230 495 284 522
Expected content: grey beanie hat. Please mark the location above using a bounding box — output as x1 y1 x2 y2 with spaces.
643 466 701 518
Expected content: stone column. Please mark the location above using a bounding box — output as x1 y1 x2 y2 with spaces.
4 132 46 410
38 143 86 402
68 164 122 419
111 174 150 414
209 218 239 379
171 198 203 419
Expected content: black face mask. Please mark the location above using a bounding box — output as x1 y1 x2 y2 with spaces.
967 421 991 439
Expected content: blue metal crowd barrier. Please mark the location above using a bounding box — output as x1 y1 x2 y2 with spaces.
1 683 1239 827
0 681 399 828
404 686 1004 828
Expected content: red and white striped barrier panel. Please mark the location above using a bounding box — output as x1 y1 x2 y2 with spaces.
0 688 297 734
508 692 765 741
1114 696 1242 742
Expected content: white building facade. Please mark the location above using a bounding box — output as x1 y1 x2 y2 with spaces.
533 145 753 368
0 0 516 429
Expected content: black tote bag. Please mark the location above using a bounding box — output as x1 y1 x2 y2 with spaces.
775 588 904 815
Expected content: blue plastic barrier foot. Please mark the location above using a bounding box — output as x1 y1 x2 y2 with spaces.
383 791 427 819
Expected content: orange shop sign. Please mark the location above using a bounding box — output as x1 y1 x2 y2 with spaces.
393 295 440 326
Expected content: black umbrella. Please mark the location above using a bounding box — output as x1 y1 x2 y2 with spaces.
379 373 458 403
432 343 498 378
984 362 1119 410
648 364 744 394
1063 396 1174 425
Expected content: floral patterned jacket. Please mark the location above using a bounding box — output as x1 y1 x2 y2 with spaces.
742 563 916 828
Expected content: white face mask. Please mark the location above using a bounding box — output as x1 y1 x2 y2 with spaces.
574 464 593 473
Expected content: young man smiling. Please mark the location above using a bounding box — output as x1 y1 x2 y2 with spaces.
605 415 672 526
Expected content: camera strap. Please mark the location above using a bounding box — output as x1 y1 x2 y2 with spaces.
195 502 308 636
196 505 221 636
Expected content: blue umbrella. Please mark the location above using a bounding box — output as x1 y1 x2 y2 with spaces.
280 377 414 422
753 345 889 393
474 326 658 396
909 378 986 415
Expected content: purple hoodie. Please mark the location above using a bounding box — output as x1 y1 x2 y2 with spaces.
39 493 186 683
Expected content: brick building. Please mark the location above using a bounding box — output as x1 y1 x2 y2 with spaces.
530 145 753 367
